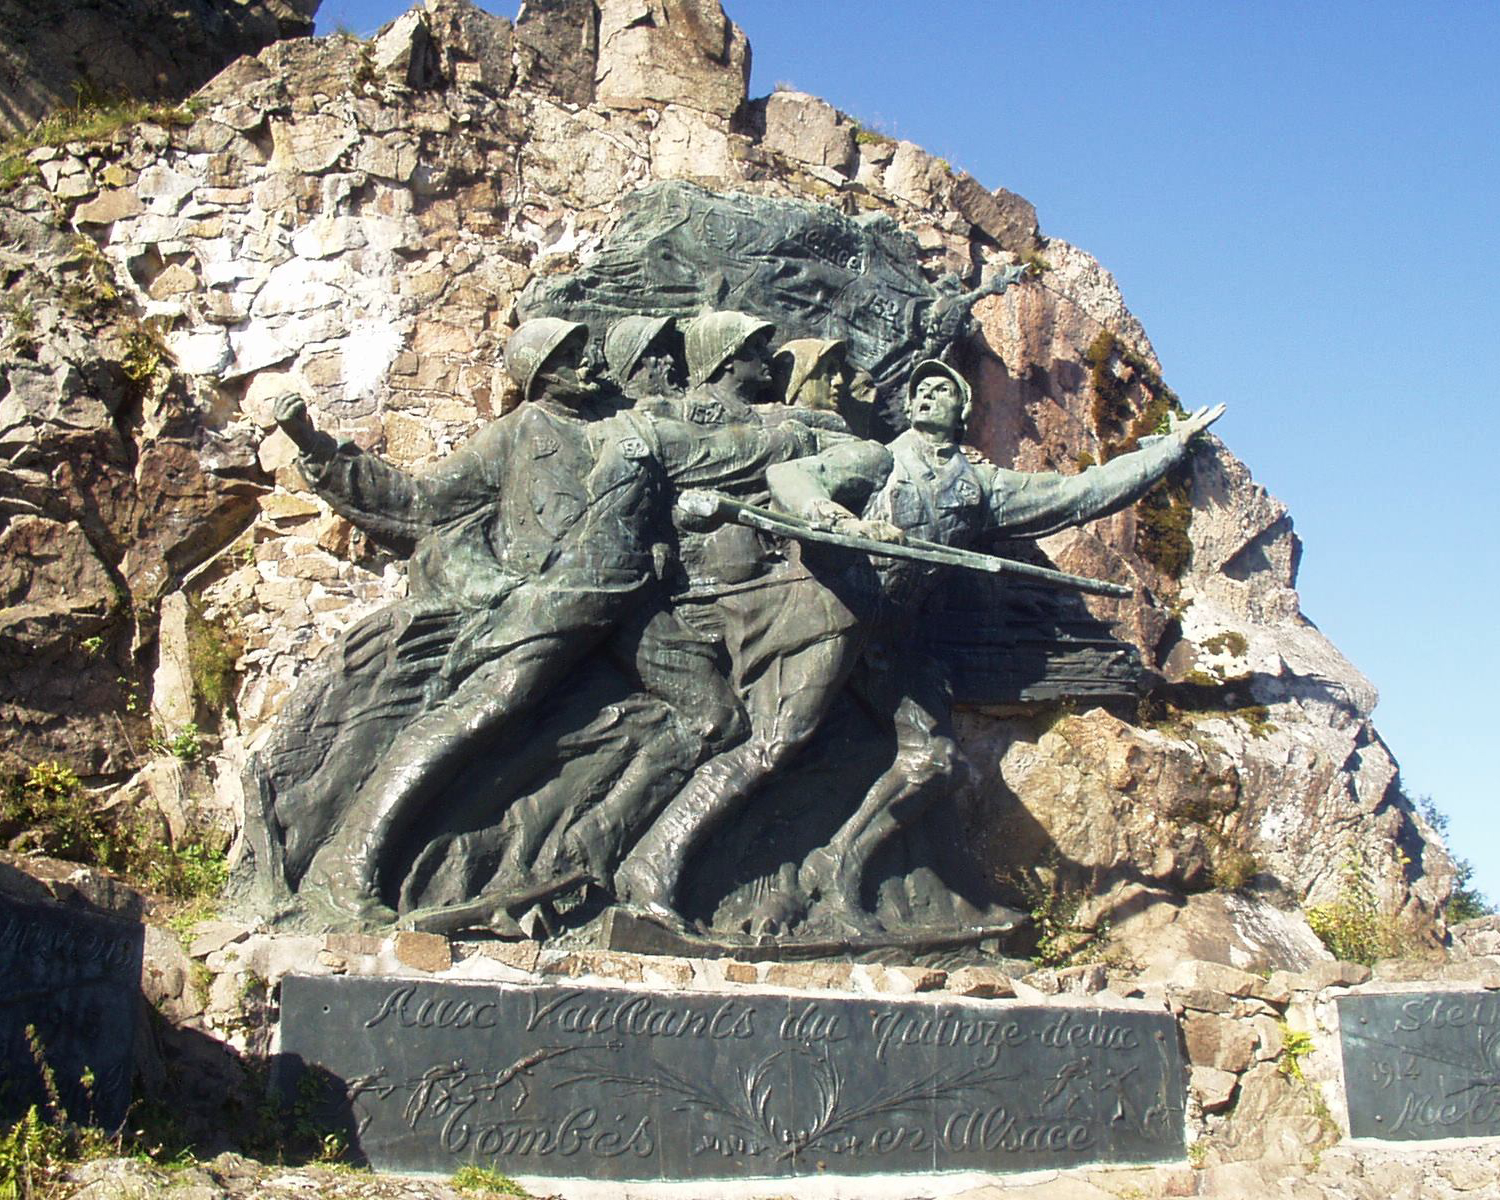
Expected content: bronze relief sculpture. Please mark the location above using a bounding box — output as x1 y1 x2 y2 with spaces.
237 185 1221 953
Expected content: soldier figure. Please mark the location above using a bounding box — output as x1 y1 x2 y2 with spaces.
263 318 676 922
603 314 685 407
768 360 1225 930
254 315 840 928
772 337 876 436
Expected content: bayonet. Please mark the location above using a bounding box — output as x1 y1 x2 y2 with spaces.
677 490 1133 598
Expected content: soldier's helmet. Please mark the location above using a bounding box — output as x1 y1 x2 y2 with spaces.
906 359 973 423
504 318 590 402
603 315 676 384
684 311 774 388
773 337 847 408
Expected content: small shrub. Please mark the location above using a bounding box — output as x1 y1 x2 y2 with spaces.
0 1028 116 1197
0 154 38 192
1 296 37 355
0 96 197 167
147 836 229 902
186 604 243 713
147 723 201 764
452 1164 531 1196
1449 860 1494 923
853 126 895 148
0 1104 73 1198
0 759 228 904
0 762 110 863
120 318 173 391
69 236 119 307
1233 704 1276 739
1212 848 1260 892
1415 795 1495 922
1305 854 1402 966
1278 1024 1315 1081
1007 860 1108 967
1135 478 1193 579
1021 248 1052 276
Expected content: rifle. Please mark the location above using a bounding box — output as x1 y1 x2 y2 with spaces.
676 490 1133 599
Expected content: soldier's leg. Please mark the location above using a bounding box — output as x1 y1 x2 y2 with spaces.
801 652 959 926
608 599 746 756
613 577 865 919
303 587 625 919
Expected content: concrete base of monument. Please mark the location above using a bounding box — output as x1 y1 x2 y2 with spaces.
599 905 1025 961
110 872 1500 1198
497 1163 1188 1200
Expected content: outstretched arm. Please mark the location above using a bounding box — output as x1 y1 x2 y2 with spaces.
985 403 1224 539
766 439 904 543
274 395 505 553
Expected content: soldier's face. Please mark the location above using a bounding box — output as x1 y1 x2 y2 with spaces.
909 374 965 439
799 355 848 411
725 332 773 396
535 343 595 403
630 347 681 396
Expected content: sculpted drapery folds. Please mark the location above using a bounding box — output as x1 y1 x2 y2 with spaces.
239 251 1220 946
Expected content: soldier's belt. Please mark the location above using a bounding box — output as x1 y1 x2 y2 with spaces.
675 490 1133 599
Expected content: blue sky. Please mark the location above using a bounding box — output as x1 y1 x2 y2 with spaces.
315 1 1500 905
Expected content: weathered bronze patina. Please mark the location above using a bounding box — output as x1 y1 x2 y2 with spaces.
237 185 1222 949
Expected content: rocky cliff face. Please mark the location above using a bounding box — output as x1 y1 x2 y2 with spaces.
0 0 1452 960
0 0 321 137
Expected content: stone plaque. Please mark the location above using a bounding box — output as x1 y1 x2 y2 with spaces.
276 975 1184 1179
1338 992 1500 1140
0 893 143 1128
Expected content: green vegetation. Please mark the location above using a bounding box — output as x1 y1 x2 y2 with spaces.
186 603 243 714
0 155 38 191
147 723 201 764
1140 690 1277 742
1007 858 1109 967
1201 631 1249 658
0 94 199 193
1305 853 1403 966
0 1026 116 1198
0 760 228 904
1234 704 1276 739
120 317 173 401
1278 1024 1315 1082
1211 847 1260 892
1167 786 1260 893
1083 330 1194 578
0 762 111 865
65 236 120 311
1135 479 1194 579
1021 248 1052 276
853 126 896 148
452 1164 532 1196
1 296 37 356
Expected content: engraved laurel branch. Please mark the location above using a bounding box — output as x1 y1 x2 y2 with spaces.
564 1047 1022 1160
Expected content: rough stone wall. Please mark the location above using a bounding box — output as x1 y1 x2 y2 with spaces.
0 0 321 137
0 0 1451 947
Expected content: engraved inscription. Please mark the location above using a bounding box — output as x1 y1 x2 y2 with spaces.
278 976 1185 1179
1338 992 1500 1140
0 894 142 1129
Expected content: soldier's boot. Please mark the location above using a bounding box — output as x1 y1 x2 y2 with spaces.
612 750 756 924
